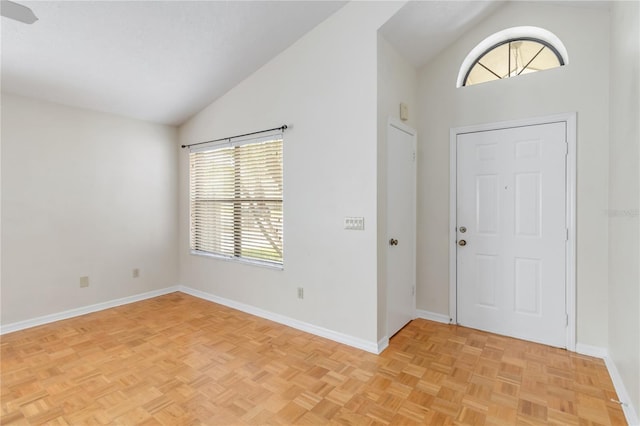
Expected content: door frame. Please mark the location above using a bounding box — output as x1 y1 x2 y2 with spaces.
386 117 417 339
448 113 577 351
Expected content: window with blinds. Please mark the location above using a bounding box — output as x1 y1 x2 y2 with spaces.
189 135 283 266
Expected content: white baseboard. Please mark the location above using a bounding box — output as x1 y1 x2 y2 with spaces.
178 285 381 354
576 343 609 358
0 286 180 335
415 309 451 324
377 337 389 353
603 355 640 426
576 343 639 426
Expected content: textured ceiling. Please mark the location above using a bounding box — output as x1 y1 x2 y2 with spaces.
380 0 611 69
1 1 346 125
1 1 612 126
379 0 505 68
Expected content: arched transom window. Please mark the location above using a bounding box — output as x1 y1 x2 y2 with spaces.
458 27 569 87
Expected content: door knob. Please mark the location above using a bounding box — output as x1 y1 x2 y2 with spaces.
458 240 467 246
389 238 398 246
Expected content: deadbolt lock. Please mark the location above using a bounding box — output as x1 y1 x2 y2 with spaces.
459 226 467 233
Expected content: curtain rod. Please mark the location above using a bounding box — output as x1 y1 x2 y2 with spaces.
181 125 288 149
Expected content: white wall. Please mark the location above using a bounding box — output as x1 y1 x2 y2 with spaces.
377 34 418 340
179 2 404 347
1 94 179 325
608 0 640 417
416 2 610 347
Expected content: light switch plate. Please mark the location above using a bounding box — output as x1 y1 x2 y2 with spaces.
400 102 409 121
344 217 365 230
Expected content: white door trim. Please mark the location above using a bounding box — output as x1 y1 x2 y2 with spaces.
388 116 417 140
449 113 577 351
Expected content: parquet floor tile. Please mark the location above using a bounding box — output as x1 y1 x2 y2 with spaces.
0 292 626 425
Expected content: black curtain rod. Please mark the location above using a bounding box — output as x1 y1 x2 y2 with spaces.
181 125 288 149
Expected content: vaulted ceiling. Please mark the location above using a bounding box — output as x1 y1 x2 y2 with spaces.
1 1 346 125
1 1 507 126
379 0 503 68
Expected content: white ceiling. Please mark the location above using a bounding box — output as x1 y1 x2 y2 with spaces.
1 1 346 125
379 0 505 68
1 0 549 127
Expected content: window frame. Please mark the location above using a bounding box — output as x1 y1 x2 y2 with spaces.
457 26 569 88
462 37 565 87
188 133 284 269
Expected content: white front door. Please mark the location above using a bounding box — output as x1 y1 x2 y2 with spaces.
456 122 567 347
387 120 416 338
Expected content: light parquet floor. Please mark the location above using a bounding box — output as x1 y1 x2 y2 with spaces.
0 292 626 425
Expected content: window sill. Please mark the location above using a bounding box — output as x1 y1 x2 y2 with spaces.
189 250 284 271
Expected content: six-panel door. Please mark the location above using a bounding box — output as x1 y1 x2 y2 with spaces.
456 122 567 348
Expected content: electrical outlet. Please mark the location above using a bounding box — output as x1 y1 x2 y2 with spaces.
79 276 89 288
132 268 140 278
297 287 304 299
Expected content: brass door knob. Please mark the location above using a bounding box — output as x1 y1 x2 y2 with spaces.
389 238 398 246
458 240 467 246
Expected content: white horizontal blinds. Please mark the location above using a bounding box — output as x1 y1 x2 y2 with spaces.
189 135 283 265
190 145 236 257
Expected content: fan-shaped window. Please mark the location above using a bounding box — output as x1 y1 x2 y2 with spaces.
458 27 568 88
